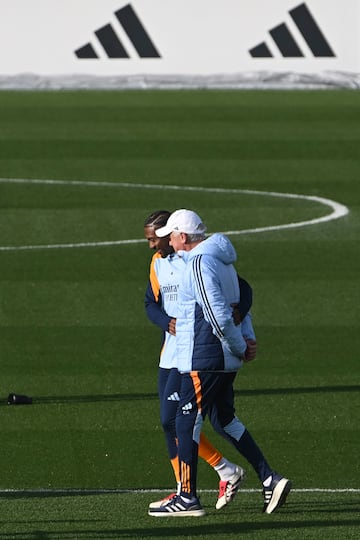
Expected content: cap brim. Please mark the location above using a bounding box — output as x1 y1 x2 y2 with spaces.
155 225 173 237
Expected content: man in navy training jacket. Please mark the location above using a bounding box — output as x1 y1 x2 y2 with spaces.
149 209 291 517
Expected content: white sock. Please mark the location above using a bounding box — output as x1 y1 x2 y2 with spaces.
214 457 237 481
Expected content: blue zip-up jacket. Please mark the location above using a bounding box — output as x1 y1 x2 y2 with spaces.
175 233 256 373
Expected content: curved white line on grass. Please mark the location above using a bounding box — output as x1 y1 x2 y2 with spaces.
0 178 349 251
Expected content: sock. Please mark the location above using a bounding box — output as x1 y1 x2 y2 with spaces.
214 457 238 481
198 432 223 467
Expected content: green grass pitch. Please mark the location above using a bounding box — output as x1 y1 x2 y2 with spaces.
0 89 359 538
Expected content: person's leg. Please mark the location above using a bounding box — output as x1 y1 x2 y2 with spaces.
208 372 272 481
153 368 244 511
175 371 203 499
148 368 181 510
149 371 207 516
157 368 241 484
208 372 291 513
176 371 231 499
150 370 219 515
198 431 243 481
158 367 180 483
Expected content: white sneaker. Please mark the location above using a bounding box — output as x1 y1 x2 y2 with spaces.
216 466 246 510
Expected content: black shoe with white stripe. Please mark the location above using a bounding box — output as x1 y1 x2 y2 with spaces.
263 473 291 514
148 495 205 517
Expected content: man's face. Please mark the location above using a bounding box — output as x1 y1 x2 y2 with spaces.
169 231 185 253
144 225 173 258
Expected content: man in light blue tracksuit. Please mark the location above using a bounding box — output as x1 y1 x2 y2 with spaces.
150 209 291 517
144 210 255 513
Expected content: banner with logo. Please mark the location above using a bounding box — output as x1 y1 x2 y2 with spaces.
0 0 359 87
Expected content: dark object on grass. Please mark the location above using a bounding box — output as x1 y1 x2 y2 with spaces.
7 393 33 405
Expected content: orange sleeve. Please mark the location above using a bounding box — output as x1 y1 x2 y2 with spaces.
149 253 161 302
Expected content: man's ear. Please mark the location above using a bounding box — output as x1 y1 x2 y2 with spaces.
182 232 190 245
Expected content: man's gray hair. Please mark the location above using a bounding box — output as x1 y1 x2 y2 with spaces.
186 232 206 242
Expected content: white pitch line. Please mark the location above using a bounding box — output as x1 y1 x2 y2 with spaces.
0 178 349 251
1 488 359 495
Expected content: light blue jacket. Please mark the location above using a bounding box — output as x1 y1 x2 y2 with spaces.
175 233 256 373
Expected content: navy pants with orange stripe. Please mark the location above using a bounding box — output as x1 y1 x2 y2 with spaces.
176 370 271 498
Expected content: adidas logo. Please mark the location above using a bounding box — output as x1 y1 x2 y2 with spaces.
249 2 335 58
182 402 193 415
167 392 180 402
75 3 161 59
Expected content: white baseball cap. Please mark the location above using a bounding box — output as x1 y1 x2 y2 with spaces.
155 209 207 237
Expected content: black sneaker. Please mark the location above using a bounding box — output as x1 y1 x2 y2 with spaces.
263 474 291 514
148 495 205 517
